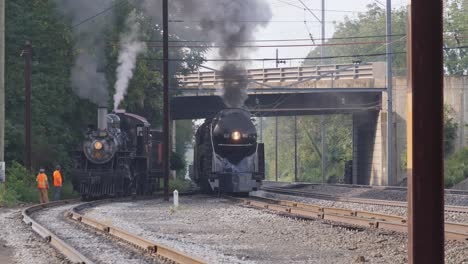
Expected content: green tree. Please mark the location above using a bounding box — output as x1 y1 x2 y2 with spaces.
262 115 352 183
5 0 95 170
305 4 407 75
444 105 459 157
444 0 468 75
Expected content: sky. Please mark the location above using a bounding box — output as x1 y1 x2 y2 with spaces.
204 0 406 69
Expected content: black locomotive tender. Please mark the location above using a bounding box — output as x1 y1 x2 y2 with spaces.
71 107 163 199
192 108 265 194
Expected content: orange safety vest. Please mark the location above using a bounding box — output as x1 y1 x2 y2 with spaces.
53 170 62 187
36 173 48 189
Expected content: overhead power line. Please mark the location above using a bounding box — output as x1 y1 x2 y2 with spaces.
72 0 128 28
273 0 360 13
169 19 335 24
145 40 400 49
145 46 466 62
297 0 321 23
149 33 407 43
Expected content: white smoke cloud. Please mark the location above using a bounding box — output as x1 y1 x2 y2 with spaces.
113 10 147 110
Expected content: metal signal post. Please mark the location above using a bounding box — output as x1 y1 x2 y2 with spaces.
22 41 32 172
162 0 170 201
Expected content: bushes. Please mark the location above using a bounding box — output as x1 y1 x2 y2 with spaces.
169 178 192 193
444 148 468 188
0 185 19 207
0 162 79 207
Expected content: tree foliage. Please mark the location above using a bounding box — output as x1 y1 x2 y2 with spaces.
306 2 467 75
4 1 205 179
444 0 468 75
262 115 352 183
305 4 407 75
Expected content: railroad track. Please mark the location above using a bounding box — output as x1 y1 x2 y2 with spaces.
234 196 468 242
261 186 468 214
263 181 468 196
22 199 206 264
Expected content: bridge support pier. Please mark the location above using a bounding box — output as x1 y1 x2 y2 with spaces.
352 110 390 185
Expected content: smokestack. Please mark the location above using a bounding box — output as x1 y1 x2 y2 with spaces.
97 106 108 131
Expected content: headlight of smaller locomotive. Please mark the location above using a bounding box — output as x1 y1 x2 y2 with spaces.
94 141 103 150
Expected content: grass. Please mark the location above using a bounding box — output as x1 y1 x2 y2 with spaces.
0 161 79 207
158 176 193 193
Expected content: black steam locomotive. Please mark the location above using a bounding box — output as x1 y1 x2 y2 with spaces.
71 107 163 199
192 108 265 194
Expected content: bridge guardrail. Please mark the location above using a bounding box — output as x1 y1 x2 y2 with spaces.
176 62 385 88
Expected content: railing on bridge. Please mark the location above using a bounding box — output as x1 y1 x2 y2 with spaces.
177 62 385 88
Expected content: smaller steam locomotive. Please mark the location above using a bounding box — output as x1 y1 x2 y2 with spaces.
71 107 163 199
192 108 265 194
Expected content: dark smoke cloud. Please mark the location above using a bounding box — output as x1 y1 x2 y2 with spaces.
135 0 272 108
54 0 114 106
221 64 249 108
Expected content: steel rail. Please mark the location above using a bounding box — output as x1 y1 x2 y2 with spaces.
22 200 94 264
23 198 206 264
235 197 468 242
261 186 468 214
263 180 468 195
68 201 207 264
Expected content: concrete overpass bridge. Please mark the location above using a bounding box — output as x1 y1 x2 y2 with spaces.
173 62 392 186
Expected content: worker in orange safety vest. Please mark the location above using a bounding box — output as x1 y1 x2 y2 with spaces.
53 165 63 200
36 168 49 203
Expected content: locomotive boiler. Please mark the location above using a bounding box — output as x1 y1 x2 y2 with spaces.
192 108 265 194
71 107 163 199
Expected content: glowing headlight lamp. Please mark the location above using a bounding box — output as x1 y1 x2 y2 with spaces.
94 141 103 150
231 131 241 141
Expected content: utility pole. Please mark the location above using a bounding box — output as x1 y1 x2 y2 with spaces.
275 116 278 182
320 0 326 183
294 116 298 182
162 0 170 201
321 0 325 64
321 115 326 183
0 0 5 185
386 0 394 185
23 41 32 172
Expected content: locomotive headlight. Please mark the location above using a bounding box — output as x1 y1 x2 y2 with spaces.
231 131 241 141
94 141 103 150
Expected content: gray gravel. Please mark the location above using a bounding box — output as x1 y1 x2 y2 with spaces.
0 207 68 264
453 178 468 190
82 195 468 264
268 183 468 207
253 190 468 224
31 203 162 264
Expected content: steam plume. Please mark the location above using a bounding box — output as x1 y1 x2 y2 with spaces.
113 10 147 110
54 0 114 105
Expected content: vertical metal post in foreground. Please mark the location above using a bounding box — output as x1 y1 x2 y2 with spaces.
23 41 32 172
386 0 394 185
0 0 4 165
294 116 298 182
407 0 444 262
162 0 170 201
275 116 278 182
321 115 326 183
320 0 326 184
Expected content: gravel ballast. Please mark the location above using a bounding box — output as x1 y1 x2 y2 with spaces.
265 182 468 207
0 207 67 264
84 196 468 264
253 190 468 224
31 203 163 264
